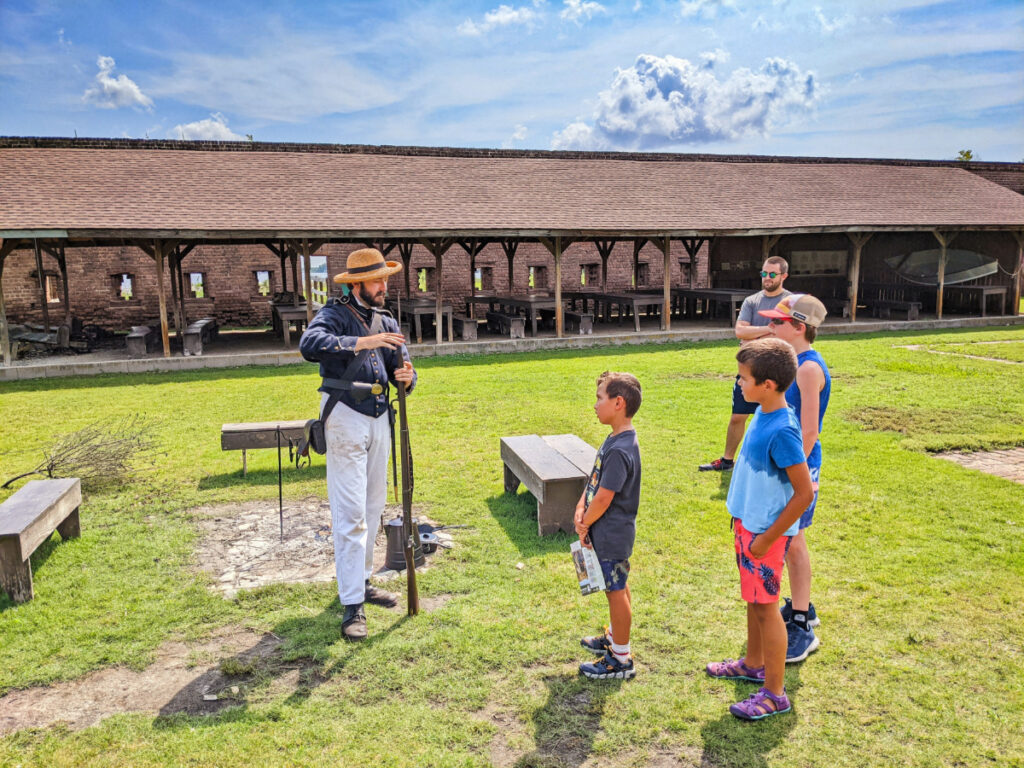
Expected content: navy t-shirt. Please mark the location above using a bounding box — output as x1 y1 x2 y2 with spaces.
585 429 642 561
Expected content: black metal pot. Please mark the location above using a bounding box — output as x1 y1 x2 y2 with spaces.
384 516 424 570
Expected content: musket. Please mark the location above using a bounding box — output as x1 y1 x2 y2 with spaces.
396 379 419 615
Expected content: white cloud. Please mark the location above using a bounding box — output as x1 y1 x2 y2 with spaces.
502 123 529 147
752 14 783 32
679 0 737 20
560 0 606 24
458 4 541 35
813 6 854 34
633 0 643 10
170 112 245 141
82 56 154 111
551 52 821 150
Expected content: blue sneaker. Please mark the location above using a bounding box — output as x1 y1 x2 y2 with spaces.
780 597 819 627
579 651 635 680
580 630 611 655
785 622 820 663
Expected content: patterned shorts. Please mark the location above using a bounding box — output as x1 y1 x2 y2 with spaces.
734 518 791 604
600 558 631 592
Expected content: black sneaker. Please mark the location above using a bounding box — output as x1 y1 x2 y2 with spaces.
780 597 820 627
580 631 612 655
341 603 367 641
579 651 635 680
699 457 734 472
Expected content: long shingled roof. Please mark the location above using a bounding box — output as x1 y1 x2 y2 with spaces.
2 141 1024 237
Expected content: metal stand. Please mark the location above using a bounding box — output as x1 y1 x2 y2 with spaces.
276 425 284 540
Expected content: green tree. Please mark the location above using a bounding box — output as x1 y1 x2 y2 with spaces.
956 149 974 162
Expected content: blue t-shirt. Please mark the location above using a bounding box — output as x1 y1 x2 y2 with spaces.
726 406 806 537
585 430 642 561
784 349 831 470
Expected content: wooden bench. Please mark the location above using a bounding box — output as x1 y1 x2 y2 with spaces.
221 421 310 475
451 314 479 341
538 309 594 335
183 317 219 356
500 434 596 535
869 299 922 321
0 478 82 603
486 311 526 339
125 325 157 358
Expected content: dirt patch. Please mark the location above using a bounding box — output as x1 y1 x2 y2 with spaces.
189 498 451 597
935 446 1024 485
0 625 321 735
898 343 1023 365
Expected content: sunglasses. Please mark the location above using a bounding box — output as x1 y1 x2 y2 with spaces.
760 271 783 278
769 317 800 326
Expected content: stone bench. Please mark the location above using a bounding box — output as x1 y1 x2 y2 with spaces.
869 299 922 321
183 317 219 356
540 309 594 335
486 311 525 339
500 434 597 535
0 478 82 603
221 420 310 475
451 314 479 341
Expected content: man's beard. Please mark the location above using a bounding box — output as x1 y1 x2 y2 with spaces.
357 284 387 307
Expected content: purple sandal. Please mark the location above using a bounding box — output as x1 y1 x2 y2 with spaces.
729 687 792 720
705 658 765 682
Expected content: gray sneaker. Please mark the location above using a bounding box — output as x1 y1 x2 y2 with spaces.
342 603 367 641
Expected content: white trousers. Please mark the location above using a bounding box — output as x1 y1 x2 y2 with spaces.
323 395 392 606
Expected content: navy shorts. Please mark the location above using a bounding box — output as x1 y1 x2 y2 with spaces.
732 375 758 415
600 558 631 592
798 466 820 530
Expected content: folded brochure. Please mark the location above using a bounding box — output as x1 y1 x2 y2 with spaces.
571 539 606 595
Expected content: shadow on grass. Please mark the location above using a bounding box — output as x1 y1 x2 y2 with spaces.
514 674 621 768
710 468 733 501
197 464 326 490
486 494 575 558
151 595 408 730
699 665 802 768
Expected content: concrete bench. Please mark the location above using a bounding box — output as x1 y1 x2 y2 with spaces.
870 299 922 321
486 311 525 339
500 434 597 535
0 478 82 603
126 325 157 358
451 314 479 341
221 420 310 475
540 309 593 335
183 317 219 356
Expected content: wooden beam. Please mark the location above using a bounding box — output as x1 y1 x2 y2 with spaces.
632 239 646 288
1011 231 1024 317
762 234 782 262
846 232 872 323
661 237 671 331
932 230 958 319
0 242 9 366
418 239 455 345
302 239 314 324
289 246 300 307
32 239 51 332
461 238 486 299
153 240 171 357
168 247 183 337
554 237 563 338
501 239 519 292
397 242 414 298
595 239 615 291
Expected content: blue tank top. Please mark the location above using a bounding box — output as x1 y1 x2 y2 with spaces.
784 348 831 470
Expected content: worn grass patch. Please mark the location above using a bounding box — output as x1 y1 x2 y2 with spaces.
1 324 1023 767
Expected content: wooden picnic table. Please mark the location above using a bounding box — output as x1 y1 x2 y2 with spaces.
272 302 313 347
673 288 750 324
563 290 665 332
945 284 1008 317
389 297 454 343
467 294 556 337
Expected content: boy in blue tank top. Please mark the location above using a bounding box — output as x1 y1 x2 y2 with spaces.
760 294 831 664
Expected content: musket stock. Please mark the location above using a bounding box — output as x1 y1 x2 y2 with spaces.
396 381 419 615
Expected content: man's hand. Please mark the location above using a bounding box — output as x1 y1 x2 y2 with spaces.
578 528 592 548
393 360 415 389
356 332 406 351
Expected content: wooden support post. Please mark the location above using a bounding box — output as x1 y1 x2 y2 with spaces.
154 240 171 357
649 237 672 331
932 231 958 319
1009 231 1024 317
176 247 189 331
460 239 486 316
290 248 300 307
762 234 781 263
632 239 644 288
681 238 705 294
301 239 314 324
0 240 10 366
595 240 615 291
33 239 51 332
168 248 183 337
398 242 414 298
554 238 563 338
501 239 518 292
419 238 454 344
846 232 872 323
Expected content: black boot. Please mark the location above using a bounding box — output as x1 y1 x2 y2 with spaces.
341 603 367 641
365 580 399 608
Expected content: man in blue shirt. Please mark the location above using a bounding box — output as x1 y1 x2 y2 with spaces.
300 248 416 641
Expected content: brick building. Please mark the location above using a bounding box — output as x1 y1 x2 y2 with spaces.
1 138 1022 360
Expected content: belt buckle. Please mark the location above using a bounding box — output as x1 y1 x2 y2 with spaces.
370 383 383 395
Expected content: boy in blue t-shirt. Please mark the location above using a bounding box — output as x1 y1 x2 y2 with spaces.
574 371 643 681
706 338 814 721
760 294 832 663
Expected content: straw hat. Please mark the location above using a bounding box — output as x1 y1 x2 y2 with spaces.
333 248 403 284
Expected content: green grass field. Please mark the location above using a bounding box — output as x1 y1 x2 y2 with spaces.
1 325 1023 767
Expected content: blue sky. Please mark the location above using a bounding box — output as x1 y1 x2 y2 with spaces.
1 0 1022 161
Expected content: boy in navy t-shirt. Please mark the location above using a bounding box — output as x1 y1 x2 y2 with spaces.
574 371 643 680
705 338 814 720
